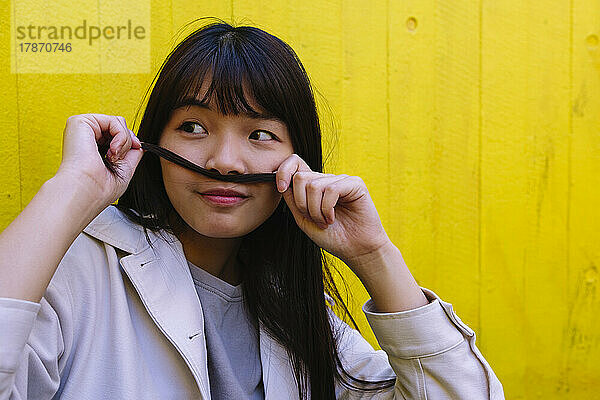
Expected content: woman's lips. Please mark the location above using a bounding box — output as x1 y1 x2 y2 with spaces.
197 192 249 206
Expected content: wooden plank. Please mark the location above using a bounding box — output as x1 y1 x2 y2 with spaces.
388 0 436 294
0 1 22 230
389 0 481 344
564 0 600 397
481 1 570 397
97 0 153 129
337 0 390 346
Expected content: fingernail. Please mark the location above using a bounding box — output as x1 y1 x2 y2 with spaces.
277 180 285 192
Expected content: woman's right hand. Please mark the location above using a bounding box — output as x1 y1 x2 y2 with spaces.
55 114 145 206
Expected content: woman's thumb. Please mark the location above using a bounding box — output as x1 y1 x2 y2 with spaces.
121 147 145 176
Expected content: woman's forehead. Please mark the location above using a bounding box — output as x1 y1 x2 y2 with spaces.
182 73 265 112
174 95 275 120
174 83 283 124
172 72 287 127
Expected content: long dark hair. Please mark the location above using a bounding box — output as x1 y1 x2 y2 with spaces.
115 17 395 398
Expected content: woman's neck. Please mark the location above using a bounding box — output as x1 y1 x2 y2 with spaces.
169 212 243 286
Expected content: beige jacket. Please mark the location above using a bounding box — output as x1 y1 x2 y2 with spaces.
0 205 504 399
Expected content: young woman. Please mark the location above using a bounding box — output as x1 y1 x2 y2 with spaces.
0 18 504 399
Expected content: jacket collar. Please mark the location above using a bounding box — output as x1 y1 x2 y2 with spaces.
82 205 149 254
83 205 300 399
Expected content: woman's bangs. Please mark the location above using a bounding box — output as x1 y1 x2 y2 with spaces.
172 44 284 122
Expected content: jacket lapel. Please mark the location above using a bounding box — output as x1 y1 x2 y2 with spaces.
119 242 212 399
83 206 211 399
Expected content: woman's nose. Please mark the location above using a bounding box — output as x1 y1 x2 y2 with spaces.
203 135 246 175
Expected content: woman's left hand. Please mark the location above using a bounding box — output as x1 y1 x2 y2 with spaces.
275 154 392 275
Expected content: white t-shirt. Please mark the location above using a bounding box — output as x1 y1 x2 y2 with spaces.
187 260 264 399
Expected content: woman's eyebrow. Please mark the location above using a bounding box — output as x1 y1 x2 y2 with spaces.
173 97 210 111
173 96 284 123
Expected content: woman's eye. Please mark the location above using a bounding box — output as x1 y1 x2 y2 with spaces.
178 121 205 135
177 123 276 141
249 130 277 141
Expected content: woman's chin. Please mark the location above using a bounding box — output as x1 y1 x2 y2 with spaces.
193 222 251 239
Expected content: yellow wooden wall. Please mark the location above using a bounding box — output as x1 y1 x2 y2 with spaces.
2 0 600 398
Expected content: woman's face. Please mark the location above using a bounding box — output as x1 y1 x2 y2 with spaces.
159 91 294 239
